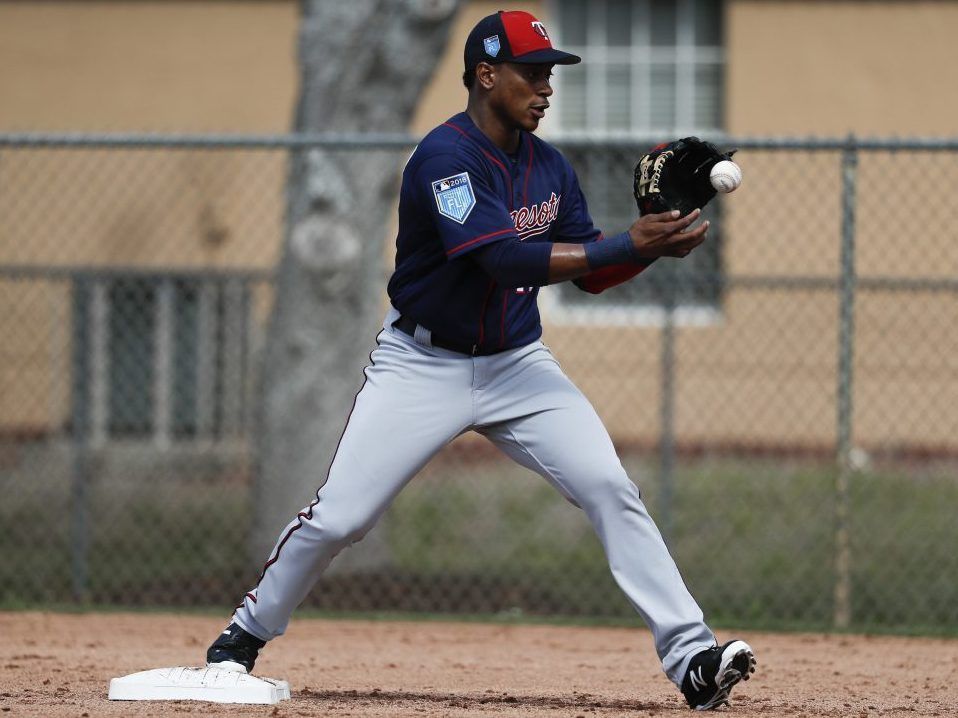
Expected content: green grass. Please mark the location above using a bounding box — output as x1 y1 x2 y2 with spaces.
2 450 957 634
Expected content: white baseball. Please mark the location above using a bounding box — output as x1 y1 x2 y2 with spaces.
710 160 742 193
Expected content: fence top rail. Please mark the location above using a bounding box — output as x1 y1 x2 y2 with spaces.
2 132 958 151
0 132 418 150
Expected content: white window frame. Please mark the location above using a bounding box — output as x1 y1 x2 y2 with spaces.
75 274 251 448
538 286 722 327
543 0 726 325
548 0 725 137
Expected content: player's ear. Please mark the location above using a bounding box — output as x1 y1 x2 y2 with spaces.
475 62 496 91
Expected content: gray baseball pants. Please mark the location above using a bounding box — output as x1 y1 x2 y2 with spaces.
234 309 715 686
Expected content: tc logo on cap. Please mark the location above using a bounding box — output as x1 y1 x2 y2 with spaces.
530 21 549 40
483 35 500 57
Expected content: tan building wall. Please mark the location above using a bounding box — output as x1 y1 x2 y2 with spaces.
1 1 956 453
0 1 299 132
0 1 300 432
0 0 296 267
727 0 958 136
714 0 958 451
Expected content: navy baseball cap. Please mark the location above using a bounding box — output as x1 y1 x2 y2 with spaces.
463 10 581 71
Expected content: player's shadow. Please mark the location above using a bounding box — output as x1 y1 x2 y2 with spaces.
298 687 672 712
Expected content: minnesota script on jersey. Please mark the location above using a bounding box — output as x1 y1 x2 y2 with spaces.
388 112 603 353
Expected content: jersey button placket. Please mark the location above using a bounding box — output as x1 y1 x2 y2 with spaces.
511 159 522 209
470 355 482 425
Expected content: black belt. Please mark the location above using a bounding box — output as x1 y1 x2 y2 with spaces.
392 315 489 356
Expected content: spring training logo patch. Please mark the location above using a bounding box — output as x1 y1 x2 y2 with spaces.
483 35 500 57
432 172 476 224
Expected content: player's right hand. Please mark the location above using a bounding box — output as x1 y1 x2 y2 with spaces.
627 208 709 259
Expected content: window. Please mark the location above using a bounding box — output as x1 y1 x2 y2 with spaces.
71 273 251 445
551 0 726 314
555 0 724 135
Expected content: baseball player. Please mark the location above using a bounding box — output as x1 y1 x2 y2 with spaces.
206 10 756 711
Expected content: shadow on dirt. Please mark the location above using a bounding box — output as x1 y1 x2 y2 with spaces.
298 687 671 712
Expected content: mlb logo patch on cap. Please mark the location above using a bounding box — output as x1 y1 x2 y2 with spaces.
432 172 476 224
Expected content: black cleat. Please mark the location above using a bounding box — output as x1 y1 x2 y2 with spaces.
206 622 267 674
681 639 756 710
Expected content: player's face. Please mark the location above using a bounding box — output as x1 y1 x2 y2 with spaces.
491 62 555 132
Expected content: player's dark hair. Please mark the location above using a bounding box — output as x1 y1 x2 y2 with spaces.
462 68 476 89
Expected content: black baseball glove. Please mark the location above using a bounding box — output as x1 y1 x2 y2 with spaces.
633 137 736 217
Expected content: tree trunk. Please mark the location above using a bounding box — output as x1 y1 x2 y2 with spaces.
251 0 462 563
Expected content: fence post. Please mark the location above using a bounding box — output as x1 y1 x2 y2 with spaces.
659 286 677 543
69 276 92 604
834 135 858 629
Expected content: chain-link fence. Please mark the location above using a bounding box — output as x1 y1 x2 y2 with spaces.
1 133 956 634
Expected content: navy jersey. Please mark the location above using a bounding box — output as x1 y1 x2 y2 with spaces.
387 112 602 353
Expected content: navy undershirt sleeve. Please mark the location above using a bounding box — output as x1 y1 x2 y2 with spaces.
471 237 553 288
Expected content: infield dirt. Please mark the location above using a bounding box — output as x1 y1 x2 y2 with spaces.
1 612 955 717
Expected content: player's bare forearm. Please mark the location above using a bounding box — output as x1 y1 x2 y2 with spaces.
547 243 592 284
